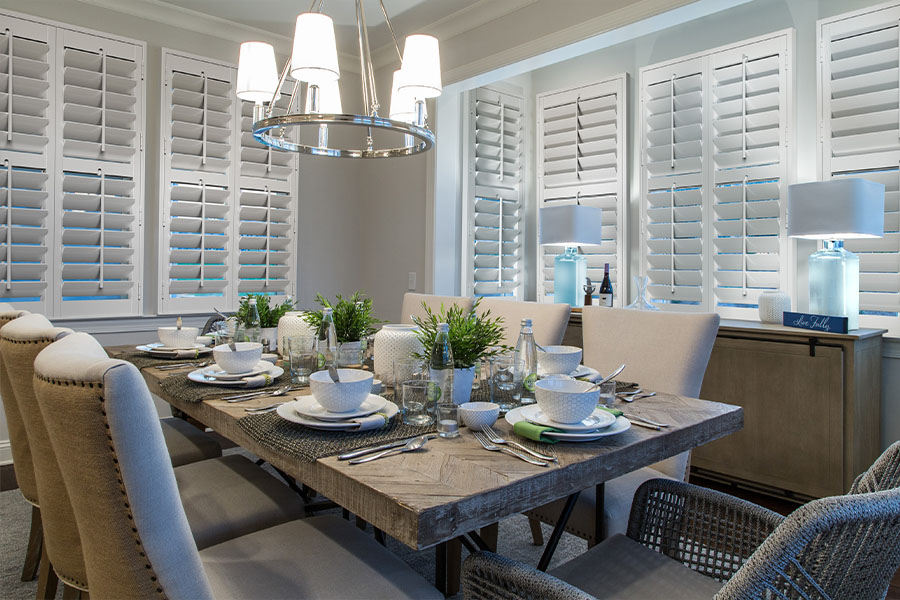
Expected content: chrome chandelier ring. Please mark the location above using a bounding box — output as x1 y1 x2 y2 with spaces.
252 113 435 158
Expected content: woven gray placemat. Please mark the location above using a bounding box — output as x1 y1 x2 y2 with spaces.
237 392 437 463
159 369 292 403
108 347 209 371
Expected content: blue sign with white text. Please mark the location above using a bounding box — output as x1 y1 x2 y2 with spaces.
782 311 849 334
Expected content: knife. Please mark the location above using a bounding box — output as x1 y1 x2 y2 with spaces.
338 435 436 461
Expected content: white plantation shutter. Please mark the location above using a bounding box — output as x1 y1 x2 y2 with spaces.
236 77 297 299
640 31 791 315
0 16 52 313
820 4 900 323
467 87 523 298
160 52 234 314
56 30 143 316
537 76 626 303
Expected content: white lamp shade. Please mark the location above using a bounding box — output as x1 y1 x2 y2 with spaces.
787 178 885 239
398 34 442 99
290 13 340 85
540 205 604 246
306 79 342 114
236 41 279 102
389 69 424 123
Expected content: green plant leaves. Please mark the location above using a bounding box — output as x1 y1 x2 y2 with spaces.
236 294 295 328
411 298 512 369
302 291 385 343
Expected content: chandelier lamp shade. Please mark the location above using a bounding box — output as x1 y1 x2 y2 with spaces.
236 0 442 158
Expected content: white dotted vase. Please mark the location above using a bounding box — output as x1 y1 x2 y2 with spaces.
758 290 791 324
373 324 423 386
277 312 317 356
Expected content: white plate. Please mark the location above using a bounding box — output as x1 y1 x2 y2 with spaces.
276 397 398 431
293 395 387 421
200 361 271 380
187 363 283 386
136 343 212 355
519 404 616 432
505 406 631 441
571 365 601 379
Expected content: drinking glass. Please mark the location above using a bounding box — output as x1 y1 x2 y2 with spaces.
597 381 617 408
436 403 459 438
393 357 428 388
337 342 365 368
489 355 525 412
401 380 434 426
288 335 318 386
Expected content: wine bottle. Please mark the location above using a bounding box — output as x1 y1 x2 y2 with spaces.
598 263 613 307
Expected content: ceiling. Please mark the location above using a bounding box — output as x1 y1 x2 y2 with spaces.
154 0 487 56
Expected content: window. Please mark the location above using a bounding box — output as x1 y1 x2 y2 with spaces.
537 76 626 304
0 10 145 318
464 86 524 298
160 49 297 315
819 3 900 334
640 31 792 317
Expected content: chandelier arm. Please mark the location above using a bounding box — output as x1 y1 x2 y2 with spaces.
355 0 371 114
287 79 301 114
358 0 379 116
268 58 292 113
378 0 404 63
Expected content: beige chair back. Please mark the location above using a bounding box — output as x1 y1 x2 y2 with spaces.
476 299 571 348
582 307 720 479
0 314 87 588
0 308 33 503
34 332 213 599
400 292 475 324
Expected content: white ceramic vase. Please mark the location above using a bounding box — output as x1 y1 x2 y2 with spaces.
758 290 791 324
276 312 317 355
373 324 423 386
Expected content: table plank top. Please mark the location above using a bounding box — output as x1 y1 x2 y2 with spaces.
120 347 743 550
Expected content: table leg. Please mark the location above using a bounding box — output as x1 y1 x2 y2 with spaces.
590 482 606 548
537 491 580 571
446 538 462 596
435 542 447 595
479 523 498 552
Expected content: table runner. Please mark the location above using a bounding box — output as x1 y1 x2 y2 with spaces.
108 347 208 371
158 369 292 403
237 392 437 463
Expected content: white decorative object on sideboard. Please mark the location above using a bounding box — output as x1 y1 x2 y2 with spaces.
373 324 423 386
758 290 791 324
276 312 317 355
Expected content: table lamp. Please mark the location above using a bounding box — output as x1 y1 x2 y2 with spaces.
539 204 604 307
787 178 884 330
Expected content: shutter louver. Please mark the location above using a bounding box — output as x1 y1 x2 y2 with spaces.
57 30 142 316
0 17 51 312
161 53 234 314
538 77 626 303
821 6 900 318
470 87 522 298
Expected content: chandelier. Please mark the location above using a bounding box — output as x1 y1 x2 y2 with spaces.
235 0 442 158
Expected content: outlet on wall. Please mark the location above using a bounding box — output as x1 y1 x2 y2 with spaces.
407 271 417 291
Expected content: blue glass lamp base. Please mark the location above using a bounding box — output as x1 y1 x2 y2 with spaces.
554 248 586 307
808 240 859 330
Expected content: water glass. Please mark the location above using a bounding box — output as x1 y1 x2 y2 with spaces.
394 357 428 388
436 403 459 438
288 335 318 386
597 381 617 408
401 380 434 426
337 342 364 368
489 355 525 412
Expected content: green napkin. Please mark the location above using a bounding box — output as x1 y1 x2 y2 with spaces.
513 420 561 444
598 406 623 418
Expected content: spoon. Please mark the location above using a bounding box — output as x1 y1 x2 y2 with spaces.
349 435 430 464
584 363 626 392
245 401 287 414
224 385 298 402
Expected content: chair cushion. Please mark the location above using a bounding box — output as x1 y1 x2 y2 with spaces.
201 515 443 600
175 454 304 550
528 468 677 542
160 417 222 467
549 534 723 599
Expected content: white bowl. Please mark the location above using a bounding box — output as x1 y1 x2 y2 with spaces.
261 353 278 364
540 373 574 381
158 326 200 349
309 369 374 413
213 342 263 374
534 378 600 424
537 345 583 375
196 335 214 347
459 402 500 429
371 379 384 395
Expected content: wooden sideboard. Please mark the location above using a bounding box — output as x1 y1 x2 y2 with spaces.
565 313 885 500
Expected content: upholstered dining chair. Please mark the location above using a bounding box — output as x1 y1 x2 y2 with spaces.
526 307 720 546
33 333 443 600
3 324 308 597
464 442 900 600
475 298 571 348
400 292 475 324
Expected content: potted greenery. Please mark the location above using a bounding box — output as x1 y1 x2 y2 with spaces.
412 298 511 404
237 294 295 349
303 291 384 350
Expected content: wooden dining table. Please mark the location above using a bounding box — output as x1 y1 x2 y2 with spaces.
117 347 743 595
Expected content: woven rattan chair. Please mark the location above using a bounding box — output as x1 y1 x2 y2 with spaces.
464 442 900 600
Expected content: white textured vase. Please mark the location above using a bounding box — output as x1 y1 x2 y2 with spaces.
758 290 791 324
276 311 317 355
373 324 423 386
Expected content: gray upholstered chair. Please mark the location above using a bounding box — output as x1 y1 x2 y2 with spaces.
475 298 571 348
400 292 475 324
527 307 720 545
33 333 442 600
464 443 900 599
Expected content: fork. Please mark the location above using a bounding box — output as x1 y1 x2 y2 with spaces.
224 385 297 403
480 425 557 462
157 360 211 371
472 431 549 467
245 402 287 414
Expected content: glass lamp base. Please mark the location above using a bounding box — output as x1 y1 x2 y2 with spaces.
808 240 859 330
553 247 586 307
